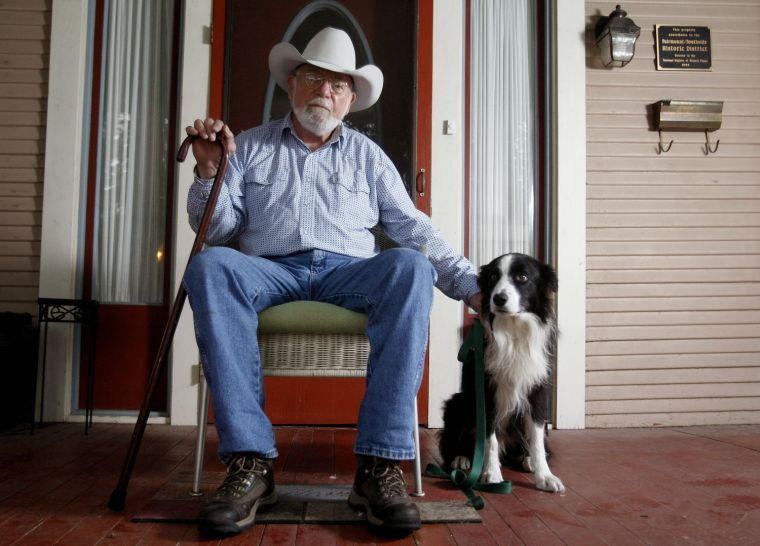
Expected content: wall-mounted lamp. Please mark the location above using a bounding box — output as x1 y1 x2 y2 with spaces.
595 5 641 68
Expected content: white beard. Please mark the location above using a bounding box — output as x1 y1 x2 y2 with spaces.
293 100 342 137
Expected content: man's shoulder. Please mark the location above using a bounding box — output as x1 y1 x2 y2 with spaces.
231 119 287 166
341 124 379 147
340 124 386 163
236 118 284 144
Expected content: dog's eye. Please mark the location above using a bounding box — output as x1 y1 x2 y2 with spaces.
515 273 529 283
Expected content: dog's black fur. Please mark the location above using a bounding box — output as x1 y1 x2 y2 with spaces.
439 253 564 492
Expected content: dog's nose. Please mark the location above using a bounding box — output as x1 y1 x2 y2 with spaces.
493 293 508 307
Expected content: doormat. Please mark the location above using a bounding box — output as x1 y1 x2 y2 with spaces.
132 483 481 524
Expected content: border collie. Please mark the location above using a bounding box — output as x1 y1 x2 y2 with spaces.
439 253 565 493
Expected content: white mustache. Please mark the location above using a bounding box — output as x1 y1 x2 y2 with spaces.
307 99 331 109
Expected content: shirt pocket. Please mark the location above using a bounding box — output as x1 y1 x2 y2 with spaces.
327 165 371 218
243 161 290 225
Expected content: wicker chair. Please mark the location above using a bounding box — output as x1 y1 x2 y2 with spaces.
190 300 425 497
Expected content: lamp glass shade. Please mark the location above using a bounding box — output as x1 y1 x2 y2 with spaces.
595 5 640 67
612 31 637 66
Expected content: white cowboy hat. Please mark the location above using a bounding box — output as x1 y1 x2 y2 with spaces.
268 27 384 112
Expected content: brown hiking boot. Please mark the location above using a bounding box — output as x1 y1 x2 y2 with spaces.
198 453 277 536
348 456 421 534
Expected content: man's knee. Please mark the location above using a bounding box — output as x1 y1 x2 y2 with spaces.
185 247 237 288
382 248 437 287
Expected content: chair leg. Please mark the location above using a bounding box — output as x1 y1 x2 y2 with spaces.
190 375 210 497
411 395 425 497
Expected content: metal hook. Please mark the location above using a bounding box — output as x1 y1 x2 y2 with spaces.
657 130 674 154
704 130 719 155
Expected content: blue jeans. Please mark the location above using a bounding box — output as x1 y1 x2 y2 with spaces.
183 247 436 463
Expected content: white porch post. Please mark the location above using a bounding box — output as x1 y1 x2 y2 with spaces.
169 0 213 425
37 0 91 421
554 0 587 429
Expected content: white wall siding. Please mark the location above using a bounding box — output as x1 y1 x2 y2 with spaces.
585 0 760 427
0 0 50 316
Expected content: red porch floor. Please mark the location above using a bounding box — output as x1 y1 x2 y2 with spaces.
1 423 759 544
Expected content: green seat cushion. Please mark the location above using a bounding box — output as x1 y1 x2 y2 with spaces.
258 301 368 335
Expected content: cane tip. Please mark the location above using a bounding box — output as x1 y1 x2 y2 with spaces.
108 488 127 511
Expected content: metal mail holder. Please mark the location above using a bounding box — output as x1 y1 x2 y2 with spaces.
653 100 723 154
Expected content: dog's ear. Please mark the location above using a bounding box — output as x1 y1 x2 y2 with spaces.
477 263 491 293
542 263 558 295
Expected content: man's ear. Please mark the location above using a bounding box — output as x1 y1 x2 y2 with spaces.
338 91 356 119
287 75 296 100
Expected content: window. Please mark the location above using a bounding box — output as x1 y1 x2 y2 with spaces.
468 0 539 267
92 0 175 304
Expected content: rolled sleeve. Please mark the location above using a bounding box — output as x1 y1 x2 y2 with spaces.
186 158 246 246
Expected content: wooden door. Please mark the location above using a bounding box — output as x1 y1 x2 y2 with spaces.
209 0 432 424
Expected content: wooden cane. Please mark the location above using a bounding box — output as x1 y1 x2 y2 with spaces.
108 133 229 511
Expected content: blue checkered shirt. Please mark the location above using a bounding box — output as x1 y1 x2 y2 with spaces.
188 115 478 302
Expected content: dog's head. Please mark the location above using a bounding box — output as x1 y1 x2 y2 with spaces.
478 253 557 324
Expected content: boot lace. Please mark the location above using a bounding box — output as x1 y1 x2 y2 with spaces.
216 455 268 497
371 460 407 499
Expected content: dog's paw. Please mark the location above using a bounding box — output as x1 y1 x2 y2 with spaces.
480 467 504 484
535 472 565 493
480 460 504 484
452 456 471 471
521 456 534 473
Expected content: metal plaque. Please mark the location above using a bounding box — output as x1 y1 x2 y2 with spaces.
656 25 712 71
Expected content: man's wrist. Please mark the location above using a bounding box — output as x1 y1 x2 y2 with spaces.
194 164 216 181
467 291 482 313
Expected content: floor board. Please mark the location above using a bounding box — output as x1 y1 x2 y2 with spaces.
1 423 759 544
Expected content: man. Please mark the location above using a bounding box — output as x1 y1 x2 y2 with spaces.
184 27 480 537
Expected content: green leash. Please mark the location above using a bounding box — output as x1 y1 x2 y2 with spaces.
425 319 512 509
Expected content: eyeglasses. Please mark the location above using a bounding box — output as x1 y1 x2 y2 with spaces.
297 72 352 96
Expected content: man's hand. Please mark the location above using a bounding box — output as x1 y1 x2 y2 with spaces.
185 118 236 179
468 292 482 313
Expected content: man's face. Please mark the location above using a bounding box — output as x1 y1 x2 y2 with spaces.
287 66 356 137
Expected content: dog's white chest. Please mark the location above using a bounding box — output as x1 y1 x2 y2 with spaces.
485 315 551 422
